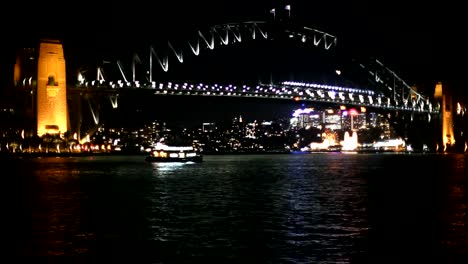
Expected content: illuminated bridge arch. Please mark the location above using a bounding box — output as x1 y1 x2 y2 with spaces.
73 19 438 122
343 57 434 115
78 19 431 111
148 21 337 80
82 21 337 85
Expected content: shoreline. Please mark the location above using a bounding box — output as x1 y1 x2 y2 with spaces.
1 149 466 159
0 151 147 159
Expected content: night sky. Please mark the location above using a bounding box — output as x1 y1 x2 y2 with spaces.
1 0 467 127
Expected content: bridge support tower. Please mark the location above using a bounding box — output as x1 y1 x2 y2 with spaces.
36 39 69 137
434 82 455 151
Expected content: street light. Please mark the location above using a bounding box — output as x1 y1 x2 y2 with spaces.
269 8 276 20
285 5 291 19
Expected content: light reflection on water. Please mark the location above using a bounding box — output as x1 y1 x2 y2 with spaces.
4 153 468 262
151 161 196 174
438 154 468 257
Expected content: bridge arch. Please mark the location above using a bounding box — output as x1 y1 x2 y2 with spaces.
143 21 338 79
78 19 433 115
82 21 337 84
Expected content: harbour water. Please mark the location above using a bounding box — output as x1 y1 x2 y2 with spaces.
3 153 468 263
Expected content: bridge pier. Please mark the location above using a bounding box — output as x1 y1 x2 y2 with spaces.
434 82 456 152
36 39 69 137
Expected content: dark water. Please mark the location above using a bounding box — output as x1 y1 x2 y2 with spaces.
3 153 468 263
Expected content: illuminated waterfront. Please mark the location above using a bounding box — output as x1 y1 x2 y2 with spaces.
4 153 468 262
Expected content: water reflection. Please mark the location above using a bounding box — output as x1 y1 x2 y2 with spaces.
439 154 468 257
142 154 372 262
5 153 468 262
20 160 93 256
151 161 194 174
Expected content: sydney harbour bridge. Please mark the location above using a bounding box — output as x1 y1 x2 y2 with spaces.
11 10 465 152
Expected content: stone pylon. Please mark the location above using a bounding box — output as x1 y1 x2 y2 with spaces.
36 39 69 137
434 82 455 150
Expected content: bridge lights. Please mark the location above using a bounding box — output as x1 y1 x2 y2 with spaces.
402 99 407 107
336 92 344 101
457 102 463 115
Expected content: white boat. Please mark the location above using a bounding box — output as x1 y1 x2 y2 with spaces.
145 139 202 163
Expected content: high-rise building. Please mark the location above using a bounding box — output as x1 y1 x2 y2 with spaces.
323 109 342 130
36 39 69 137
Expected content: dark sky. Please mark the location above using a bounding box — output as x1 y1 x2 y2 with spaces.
2 0 467 127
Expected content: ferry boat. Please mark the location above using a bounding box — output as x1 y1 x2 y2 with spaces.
144 138 202 163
